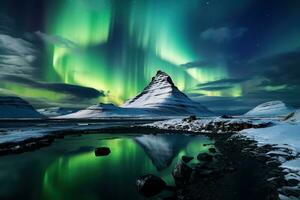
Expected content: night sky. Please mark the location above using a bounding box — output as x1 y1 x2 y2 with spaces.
0 0 300 114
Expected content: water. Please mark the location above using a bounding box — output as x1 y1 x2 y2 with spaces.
0 133 213 200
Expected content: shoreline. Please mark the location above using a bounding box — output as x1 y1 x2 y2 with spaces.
0 124 294 199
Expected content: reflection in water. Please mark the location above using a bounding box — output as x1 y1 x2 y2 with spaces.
135 135 191 171
0 134 213 200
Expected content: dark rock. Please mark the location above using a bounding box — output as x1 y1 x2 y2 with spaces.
221 115 233 119
172 161 193 185
287 178 299 186
208 148 217 153
181 155 193 163
183 115 197 123
197 153 213 162
266 160 281 168
94 147 111 156
136 174 166 197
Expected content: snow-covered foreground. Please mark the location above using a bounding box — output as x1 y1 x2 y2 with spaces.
143 115 300 199
0 122 135 144
241 122 300 200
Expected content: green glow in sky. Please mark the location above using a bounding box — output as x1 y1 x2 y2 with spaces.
44 0 238 104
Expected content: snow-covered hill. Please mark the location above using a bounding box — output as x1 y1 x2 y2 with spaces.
58 71 213 119
56 103 152 119
245 101 292 117
38 107 79 117
122 70 214 116
0 96 44 118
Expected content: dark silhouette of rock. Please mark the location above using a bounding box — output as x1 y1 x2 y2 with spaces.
172 161 193 186
208 148 217 153
94 147 111 156
197 153 213 162
136 174 166 197
183 115 197 122
221 115 233 119
182 155 193 163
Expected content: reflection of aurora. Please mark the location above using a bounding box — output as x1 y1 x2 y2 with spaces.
41 0 242 104
42 135 212 200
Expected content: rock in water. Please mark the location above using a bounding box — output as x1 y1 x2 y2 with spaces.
197 153 213 162
208 148 217 153
136 174 166 197
94 147 111 156
181 155 193 163
172 161 193 186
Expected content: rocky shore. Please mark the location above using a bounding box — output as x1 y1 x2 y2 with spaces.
0 117 298 200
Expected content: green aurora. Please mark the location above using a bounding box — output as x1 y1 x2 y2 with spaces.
43 0 238 104
1 0 300 112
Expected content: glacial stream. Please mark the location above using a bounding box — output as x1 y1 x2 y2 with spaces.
0 133 213 200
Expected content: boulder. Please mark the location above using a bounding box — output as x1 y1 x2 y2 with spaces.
136 174 166 197
172 161 193 185
197 153 213 162
94 147 111 156
183 115 197 123
208 148 216 153
181 155 193 163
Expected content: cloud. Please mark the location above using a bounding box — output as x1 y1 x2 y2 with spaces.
180 60 212 68
198 78 249 87
255 49 300 87
197 86 233 91
2 75 105 99
36 31 80 52
200 27 247 43
0 33 39 78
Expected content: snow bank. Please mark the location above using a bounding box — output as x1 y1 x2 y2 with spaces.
241 122 300 199
245 101 293 117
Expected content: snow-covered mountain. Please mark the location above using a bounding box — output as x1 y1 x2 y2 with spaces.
122 70 214 116
38 107 79 117
56 103 152 119
0 96 44 118
245 101 293 117
58 71 213 118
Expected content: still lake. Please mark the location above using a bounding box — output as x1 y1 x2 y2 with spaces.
0 133 213 200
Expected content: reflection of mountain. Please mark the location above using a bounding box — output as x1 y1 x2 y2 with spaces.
134 135 190 171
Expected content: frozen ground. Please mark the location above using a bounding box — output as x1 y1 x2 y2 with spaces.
143 114 300 200
240 121 300 200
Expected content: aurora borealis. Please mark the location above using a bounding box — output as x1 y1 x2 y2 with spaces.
0 0 300 113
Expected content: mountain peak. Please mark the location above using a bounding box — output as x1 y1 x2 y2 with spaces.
152 70 175 87
123 70 214 116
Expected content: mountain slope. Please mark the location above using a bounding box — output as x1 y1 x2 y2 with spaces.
56 103 152 119
245 101 292 117
122 71 213 116
0 96 44 118
38 107 79 117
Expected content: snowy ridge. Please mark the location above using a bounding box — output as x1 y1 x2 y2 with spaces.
0 96 44 118
38 107 79 117
245 101 293 117
143 116 271 133
57 103 152 119
123 70 214 116
285 109 300 123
